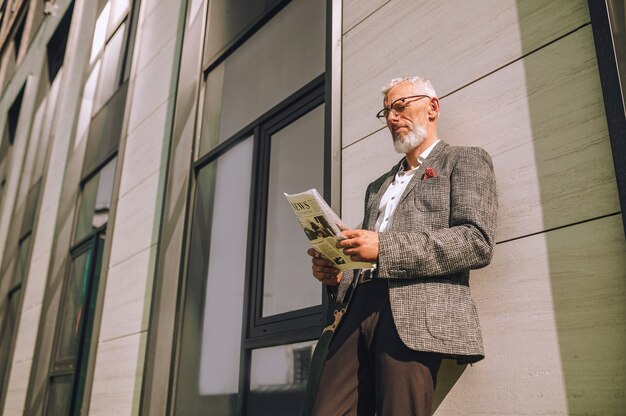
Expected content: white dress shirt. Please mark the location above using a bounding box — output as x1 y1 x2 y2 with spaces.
375 140 440 232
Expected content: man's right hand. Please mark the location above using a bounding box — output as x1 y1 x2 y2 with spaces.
307 248 342 286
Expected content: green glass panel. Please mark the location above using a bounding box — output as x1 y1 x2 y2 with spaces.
55 250 91 362
46 375 74 416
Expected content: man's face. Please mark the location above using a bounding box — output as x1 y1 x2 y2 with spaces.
384 82 429 152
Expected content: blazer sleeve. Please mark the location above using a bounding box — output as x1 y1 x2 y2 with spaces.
376 147 498 278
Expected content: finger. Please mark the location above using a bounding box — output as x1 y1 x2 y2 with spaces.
316 273 342 286
307 248 320 258
340 229 360 239
336 237 357 249
312 257 336 268
311 263 339 276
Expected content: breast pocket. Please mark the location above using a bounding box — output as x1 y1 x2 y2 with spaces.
414 176 449 212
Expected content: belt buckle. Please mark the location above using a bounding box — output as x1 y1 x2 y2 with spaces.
358 269 374 284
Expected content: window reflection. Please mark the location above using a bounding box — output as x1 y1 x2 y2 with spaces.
75 60 101 147
607 0 625 115
90 2 111 63
55 250 91 362
46 375 73 416
109 0 130 32
248 341 316 416
262 105 325 317
74 158 116 242
95 22 126 110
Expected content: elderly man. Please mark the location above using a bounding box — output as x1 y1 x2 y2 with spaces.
307 76 497 415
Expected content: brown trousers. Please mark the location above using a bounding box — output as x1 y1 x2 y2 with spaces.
311 279 442 416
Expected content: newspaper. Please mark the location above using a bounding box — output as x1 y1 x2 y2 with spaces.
284 188 374 271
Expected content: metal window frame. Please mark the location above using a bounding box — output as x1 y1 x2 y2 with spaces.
588 0 626 239
138 0 343 414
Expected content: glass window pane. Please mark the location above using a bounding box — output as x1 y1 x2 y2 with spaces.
199 137 253 394
20 180 42 238
94 22 126 111
608 0 626 115
46 375 74 416
0 291 21 382
248 340 316 416
55 249 91 362
198 0 325 156
262 105 325 317
12 235 31 288
203 0 282 65
90 2 111 63
75 60 101 148
109 0 129 33
74 158 116 242
175 137 253 415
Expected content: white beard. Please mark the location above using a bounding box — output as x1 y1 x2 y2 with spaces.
393 125 427 153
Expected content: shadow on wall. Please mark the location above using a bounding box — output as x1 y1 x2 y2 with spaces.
518 0 626 414
432 362 466 412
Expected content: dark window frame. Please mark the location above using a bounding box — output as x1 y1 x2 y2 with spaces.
0 179 43 410
588 0 626 239
247 83 326 338
6 81 24 144
176 74 327 415
44 230 106 414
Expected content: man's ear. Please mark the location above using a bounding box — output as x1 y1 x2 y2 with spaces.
428 97 440 120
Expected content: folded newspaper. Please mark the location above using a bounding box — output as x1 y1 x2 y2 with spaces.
284 188 374 271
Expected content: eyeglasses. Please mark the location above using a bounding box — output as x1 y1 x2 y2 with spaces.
376 95 430 123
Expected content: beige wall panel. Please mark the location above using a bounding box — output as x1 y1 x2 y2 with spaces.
341 128 394 226
342 0 589 146
108 170 162 268
89 332 147 415
135 0 183 73
342 0 389 34
433 215 626 415
341 26 620 241
440 25 619 241
120 101 169 197
98 246 156 342
127 37 177 133
1 360 32 416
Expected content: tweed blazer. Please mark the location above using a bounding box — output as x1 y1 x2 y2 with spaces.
362 141 497 363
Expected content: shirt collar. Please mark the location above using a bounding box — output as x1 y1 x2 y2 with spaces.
399 139 440 172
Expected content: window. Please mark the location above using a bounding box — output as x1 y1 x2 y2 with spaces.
0 180 41 400
173 1 327 414
37 0 136 411
44 157 116 413
46 3 73 83
0 83 25 202
607 0 625 115
74 0 131 176
6 81 24 144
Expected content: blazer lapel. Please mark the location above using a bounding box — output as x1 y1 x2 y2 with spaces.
398 141 448 205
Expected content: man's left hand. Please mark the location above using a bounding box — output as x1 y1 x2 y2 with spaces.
336 230 379 263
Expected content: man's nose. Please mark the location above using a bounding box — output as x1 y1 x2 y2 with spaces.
386 110 400 125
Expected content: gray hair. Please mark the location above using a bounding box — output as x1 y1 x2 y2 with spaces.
381 76 437 98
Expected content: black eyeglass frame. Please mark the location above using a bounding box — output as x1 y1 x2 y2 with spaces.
376 94 430 121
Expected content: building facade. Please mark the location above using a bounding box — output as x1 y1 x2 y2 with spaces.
0 0 624 414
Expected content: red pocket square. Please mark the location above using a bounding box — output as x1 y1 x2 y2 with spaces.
422 167 436 180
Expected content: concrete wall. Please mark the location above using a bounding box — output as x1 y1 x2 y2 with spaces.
341 1 626 415
87 0 185 414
